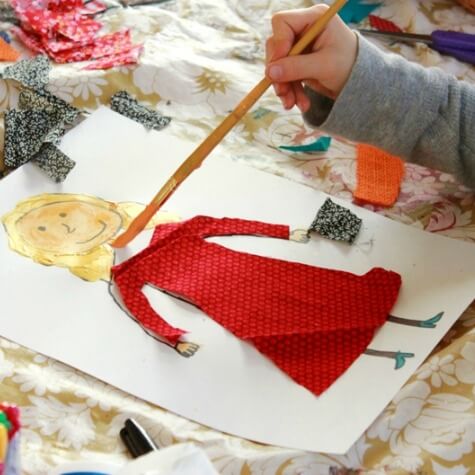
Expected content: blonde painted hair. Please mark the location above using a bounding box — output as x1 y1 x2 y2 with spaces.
2 193 179 282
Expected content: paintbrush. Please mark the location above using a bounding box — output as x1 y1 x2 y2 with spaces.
112 0 347 248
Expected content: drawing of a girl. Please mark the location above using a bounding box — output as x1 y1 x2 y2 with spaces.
2 193 198 357
3 193 443 392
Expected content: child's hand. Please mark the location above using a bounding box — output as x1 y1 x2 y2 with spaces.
265 4 358 112
289 229 310 243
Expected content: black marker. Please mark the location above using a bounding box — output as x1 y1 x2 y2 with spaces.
120 418 159 458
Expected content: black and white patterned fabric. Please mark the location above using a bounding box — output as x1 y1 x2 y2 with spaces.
19 89 80 145
2 55 51 90
34 144 76 183
4 110 63 168
1 56 80 182
19 89 79 125
308 198 362 244
0 5 18 25
110 90 171 130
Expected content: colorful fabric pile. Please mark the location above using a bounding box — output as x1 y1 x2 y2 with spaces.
10 0 143 70
0 403 20 475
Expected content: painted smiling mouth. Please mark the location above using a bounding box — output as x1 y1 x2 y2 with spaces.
75 220 107 244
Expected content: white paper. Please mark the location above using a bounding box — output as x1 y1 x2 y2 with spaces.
116 444 218 475
1 107 475 454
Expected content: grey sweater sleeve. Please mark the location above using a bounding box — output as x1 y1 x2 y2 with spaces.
303 35 475 187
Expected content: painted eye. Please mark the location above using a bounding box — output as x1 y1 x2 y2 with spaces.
37 226 47 232
59 213 67 218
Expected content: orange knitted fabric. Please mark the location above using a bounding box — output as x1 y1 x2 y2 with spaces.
354 144 405 207
0 38 20 62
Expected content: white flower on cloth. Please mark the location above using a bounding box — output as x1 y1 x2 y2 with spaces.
282 438 369 475
108 404 200 449
73 376 130 411
455 341 475 385
48 72 107 102
200 437 289 475
367 381 475 463
12 363 61 395
20 428 52 475
134 62 242 119
432 459 470 475
0 78 19 111
47 77 74 103
133 30 256 120
416 354 457 387
22 395 96 450
0 348 14 382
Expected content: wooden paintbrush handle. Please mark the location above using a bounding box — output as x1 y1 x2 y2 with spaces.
150 0 347 207
112 0 347 247
151 77 272 207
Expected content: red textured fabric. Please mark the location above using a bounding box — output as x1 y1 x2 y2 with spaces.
112 216 402 395
368 15 403 33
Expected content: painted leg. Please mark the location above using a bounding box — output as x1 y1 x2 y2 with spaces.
387 311 444 329
364 349 415 369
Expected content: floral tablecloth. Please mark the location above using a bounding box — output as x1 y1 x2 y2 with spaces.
1 0 475 473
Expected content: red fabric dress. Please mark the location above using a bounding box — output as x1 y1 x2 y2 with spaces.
112 216 402 395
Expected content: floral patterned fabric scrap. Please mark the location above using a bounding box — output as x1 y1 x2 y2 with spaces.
11 0 142 70
1 55 50 90
110 91 171 131
0 5 18 25
19 88 80 129
4 109 62 168
308 198 362 244
1 56 80 181
34 143 76 183
83 44 143 70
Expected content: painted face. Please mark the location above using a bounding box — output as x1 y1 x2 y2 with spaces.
16 201 123 254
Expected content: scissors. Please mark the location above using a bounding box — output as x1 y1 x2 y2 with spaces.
359 29 475 65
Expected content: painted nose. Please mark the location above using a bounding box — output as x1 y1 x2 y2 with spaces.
62 223 75 234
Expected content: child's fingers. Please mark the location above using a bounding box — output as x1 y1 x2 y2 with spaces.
274 82 291 97
267 51 327 84
293 82 310 112
281 87 296 110
270 5 330 61
265 36 275 64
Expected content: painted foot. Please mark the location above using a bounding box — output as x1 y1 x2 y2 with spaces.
420 312 444 329
175 342 199 358
394 351 415 369
388 311 444 329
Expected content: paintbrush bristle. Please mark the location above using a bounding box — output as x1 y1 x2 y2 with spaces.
111 203 159 248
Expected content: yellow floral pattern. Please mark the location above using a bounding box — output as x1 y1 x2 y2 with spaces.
0 0 475 473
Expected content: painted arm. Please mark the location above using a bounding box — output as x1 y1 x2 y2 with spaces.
112 265 185 345
150 216 291 243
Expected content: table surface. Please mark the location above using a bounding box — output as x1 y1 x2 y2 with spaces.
1 0 475 473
